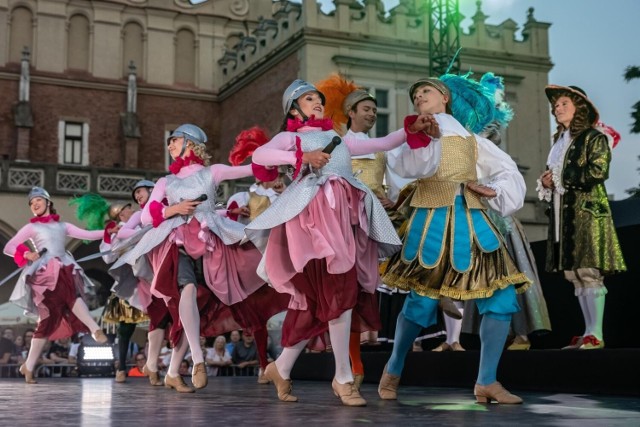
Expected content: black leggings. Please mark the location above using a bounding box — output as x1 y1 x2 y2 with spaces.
117 322 137 372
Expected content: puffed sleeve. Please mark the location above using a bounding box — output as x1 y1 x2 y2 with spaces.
386 138 442 179
476 136 526 216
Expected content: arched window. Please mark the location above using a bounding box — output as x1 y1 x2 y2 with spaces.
122 22 144 78
9 7 33 63
174 29 195 85
67 14 90 71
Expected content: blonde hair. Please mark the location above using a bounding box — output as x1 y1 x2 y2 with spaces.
187 141 211 165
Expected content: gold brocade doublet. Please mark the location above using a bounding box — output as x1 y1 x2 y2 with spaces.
351 152 387 198
410 135 483 209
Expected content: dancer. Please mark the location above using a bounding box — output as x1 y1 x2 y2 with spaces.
3 187 107 384
245 79 437 406
537 85 626 349
379 74 530 404
112 124 267 393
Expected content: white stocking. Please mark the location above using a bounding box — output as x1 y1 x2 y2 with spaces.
71 298 101 333
328 309 353 384
167 335 189 378
577 295 590 336
585 294 606 341
445 302 464 345
146 328 165 372
26 337 47 372
179 284 203 364
275 339 309 380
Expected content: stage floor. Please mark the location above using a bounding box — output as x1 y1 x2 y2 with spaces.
1 377 639 426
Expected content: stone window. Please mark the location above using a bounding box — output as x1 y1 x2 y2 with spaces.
58 121 89 166
175 29 195 85
123 22 144 78
9 7 33 63
67 14 90 71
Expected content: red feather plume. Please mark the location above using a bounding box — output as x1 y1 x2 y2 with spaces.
229 126 270 166
315 73 359 136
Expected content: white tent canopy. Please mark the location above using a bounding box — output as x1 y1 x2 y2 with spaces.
0 302 104 325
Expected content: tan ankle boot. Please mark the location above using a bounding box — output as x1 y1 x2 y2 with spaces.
115 370 126 383
19 364 37 384
332 378 367 406
164 374 195 393
378 363 400 400
191 362 208 389
257 368 271 384
142 365 163 386
474 382 523 404
263 362 297 402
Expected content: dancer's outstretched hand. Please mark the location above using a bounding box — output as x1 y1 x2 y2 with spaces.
410 114 441 138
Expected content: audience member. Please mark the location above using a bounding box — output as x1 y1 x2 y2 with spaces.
205 335 232 376
0 328 15 364
127 352 148 377
231 331 259 372
226 330 241 354
178 359 191 376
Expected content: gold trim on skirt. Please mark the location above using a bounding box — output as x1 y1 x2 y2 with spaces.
102 294 149 324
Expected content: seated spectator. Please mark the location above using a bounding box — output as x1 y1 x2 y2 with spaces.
127 352 148 377
178 359 191 376
205 335 232 376
0 328 16 364
47 337 72 364
225 330 241 355
231 331 259 372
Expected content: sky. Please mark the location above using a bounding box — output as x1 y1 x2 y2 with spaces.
314 0 640 199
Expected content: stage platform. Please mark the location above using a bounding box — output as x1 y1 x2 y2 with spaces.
292 349 640 396
0 376 639 426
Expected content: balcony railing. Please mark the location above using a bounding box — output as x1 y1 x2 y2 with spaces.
0 160 253 203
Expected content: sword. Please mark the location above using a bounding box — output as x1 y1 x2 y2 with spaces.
0 247 48 288
75 250 114 264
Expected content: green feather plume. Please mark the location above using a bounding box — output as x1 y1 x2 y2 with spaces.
69 193 109 230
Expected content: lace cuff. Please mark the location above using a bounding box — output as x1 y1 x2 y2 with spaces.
536 179 553 202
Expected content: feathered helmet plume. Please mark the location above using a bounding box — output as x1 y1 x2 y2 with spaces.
315 73 359 135
69 193 110 231
228 126 270 166
439 72 513 134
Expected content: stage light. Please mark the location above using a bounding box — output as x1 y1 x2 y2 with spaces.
76 334 115 377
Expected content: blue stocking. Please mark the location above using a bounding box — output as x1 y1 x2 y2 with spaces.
387 292 439 376
477 313 511 385
387 312 422 376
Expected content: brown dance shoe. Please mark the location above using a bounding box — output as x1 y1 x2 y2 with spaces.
474 382 523 404
507 336 531 351
142 365 163 386
92 330 108 344
432 342 451 352
164 374 195 393
257 368 271 384
263 362 297 402
115 370 126 383
579 335 605 350
353 373 364 391
451 342 466 352
332 378 367 407
19 364 37 384
562 336 584 350
378 363 400 400
439 297 462 320
191 362 208 389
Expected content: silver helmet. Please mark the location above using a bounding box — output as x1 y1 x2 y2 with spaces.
131 179 155 202
28 187 51 204
282 79 325 115
166 124 208 146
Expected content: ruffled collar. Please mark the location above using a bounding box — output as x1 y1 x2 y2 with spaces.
30 214 60 224
286 116 333 132
169 152 204 175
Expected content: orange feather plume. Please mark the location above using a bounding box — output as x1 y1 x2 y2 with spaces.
228 126 270 166
315 73 359 136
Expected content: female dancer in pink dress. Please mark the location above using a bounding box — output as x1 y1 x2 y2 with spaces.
3 187 107 384
245 79 438 406
112 124 271 393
